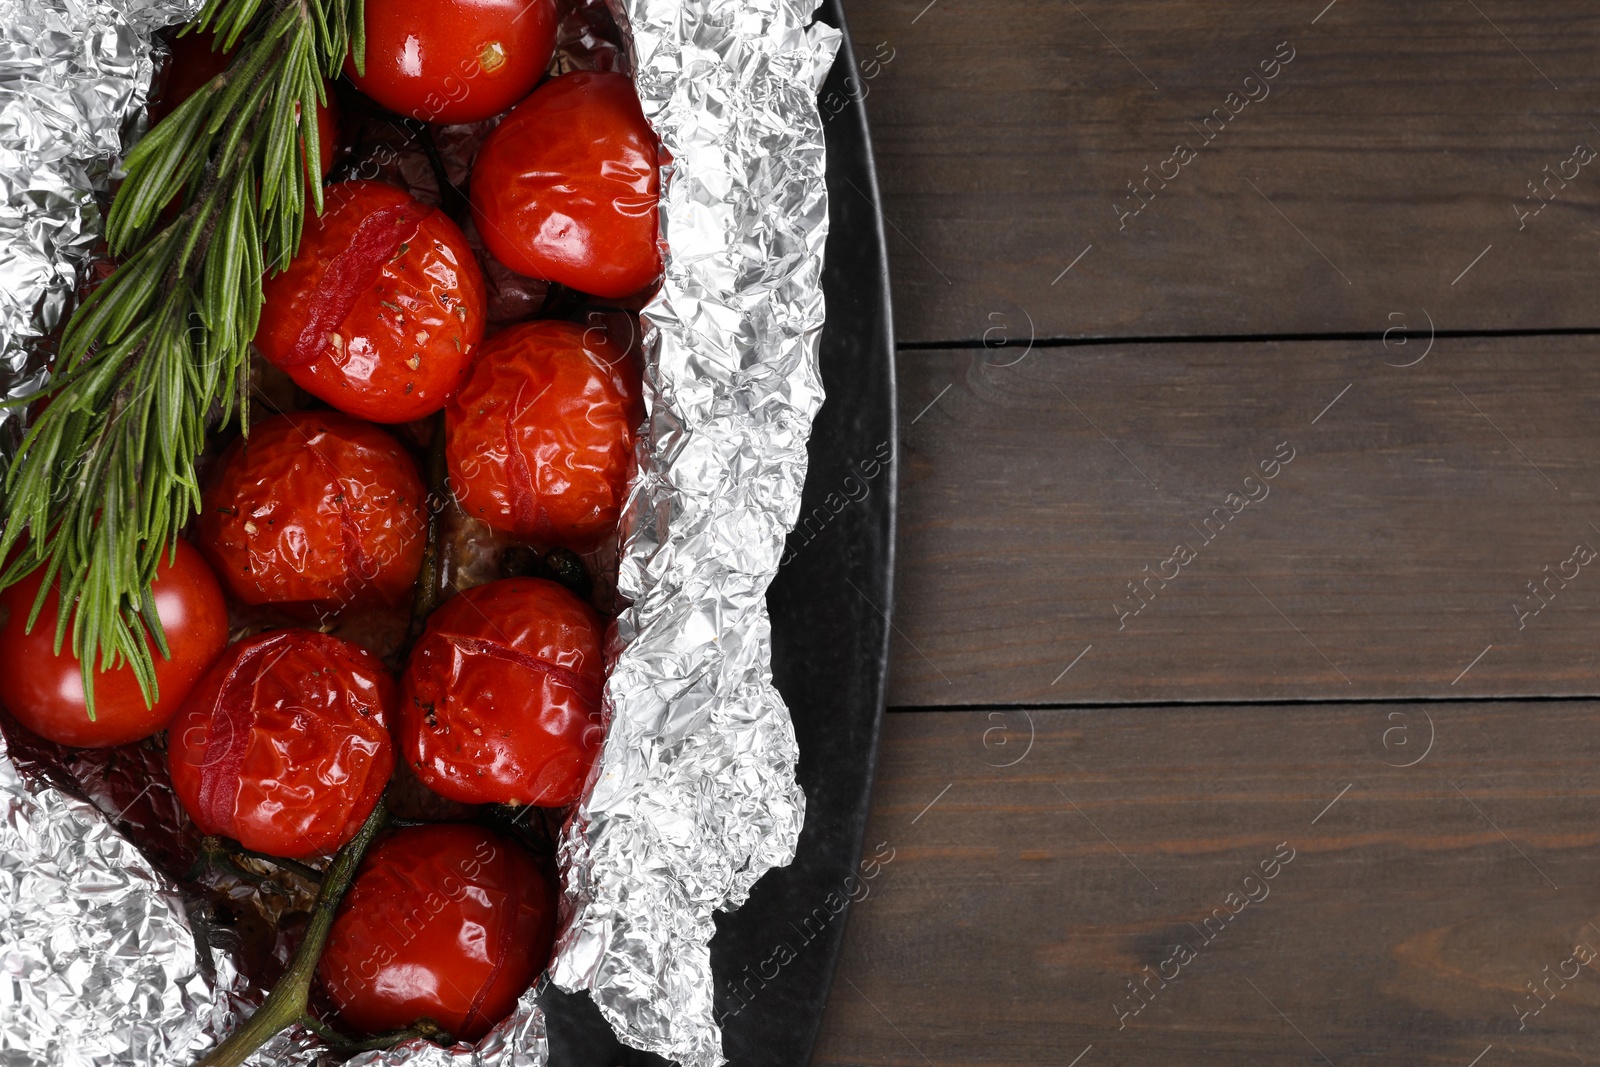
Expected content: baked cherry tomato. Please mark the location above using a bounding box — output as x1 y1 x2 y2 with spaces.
153 32 340 181
0 540 227 748
167 630 396 858
197 411 426 609
445 320 638 546
347 0 558 125
400 578 603 807
470 71 662 299
319 823 557 1040
256 182 486 423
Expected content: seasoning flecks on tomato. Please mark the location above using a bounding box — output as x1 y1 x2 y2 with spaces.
445 319 639 547
347 0 559 125
0 540 228 748
470 71 663 299
318 823 557 1040
167 630 396 859
197 410 426 610
400 578 605 807
256 181 486 424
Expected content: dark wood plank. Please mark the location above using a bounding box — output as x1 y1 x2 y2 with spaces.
812 705 1600 1067
843 0 1600 343
887 336 1600 707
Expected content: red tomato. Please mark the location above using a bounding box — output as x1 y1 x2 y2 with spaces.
399 578 603 807
318 823 557 1039
197 411 426 609
256 182 486 423
153 32 340 181
0 541 227 748
347 0 558 125
167 630 395 858
470 71 662 299
445 320 639 546
305 88 342 183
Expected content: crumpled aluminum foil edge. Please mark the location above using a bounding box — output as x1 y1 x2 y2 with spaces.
546 1 840 1064
0 0 840 1062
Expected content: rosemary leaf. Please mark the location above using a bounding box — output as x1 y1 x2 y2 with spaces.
0 0 351 716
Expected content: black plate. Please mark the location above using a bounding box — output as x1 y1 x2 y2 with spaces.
540 2 897 1063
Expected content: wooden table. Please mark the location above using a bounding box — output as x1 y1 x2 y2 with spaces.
813 2 1600 1063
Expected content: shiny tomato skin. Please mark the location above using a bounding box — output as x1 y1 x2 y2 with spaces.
256 181 486 424
197 411 426 609
0 541 228 748
167 630 396 859
348 0 558 125
318 823 556 1039
445 320 638 546
470 71 662 299
400 578 603 807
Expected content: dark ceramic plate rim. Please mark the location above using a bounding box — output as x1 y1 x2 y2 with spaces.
539 2 897 1063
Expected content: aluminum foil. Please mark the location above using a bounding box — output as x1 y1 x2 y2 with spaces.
0 0 840 1062
0 0 197 449
547 1 840 1062
0 728 228 1066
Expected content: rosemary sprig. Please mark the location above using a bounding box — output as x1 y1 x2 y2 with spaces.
0 0 365 715
193 801 401 1067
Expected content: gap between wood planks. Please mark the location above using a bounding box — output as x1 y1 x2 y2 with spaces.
894 324 1600 352
885 691 1600 715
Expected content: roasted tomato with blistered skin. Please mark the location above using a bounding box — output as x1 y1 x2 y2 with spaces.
470 71 662 299
197 411 426 609
445 320 639 547
318 823 557 1040
255 182 486 424
347 0 558 125
399 578 604 807
0 541 228 748
167 630 395 859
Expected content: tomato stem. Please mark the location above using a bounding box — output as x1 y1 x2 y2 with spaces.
192 800 389 1067
198 835 325 885
301 1015 452 1053
235 847 323 884
191 840 292 899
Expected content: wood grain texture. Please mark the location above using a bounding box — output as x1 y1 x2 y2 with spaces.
812 705 1600 1067
842 0 1600 344
888 335 1600 707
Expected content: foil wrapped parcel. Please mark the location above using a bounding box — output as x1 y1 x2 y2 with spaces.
0 0 841 1063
